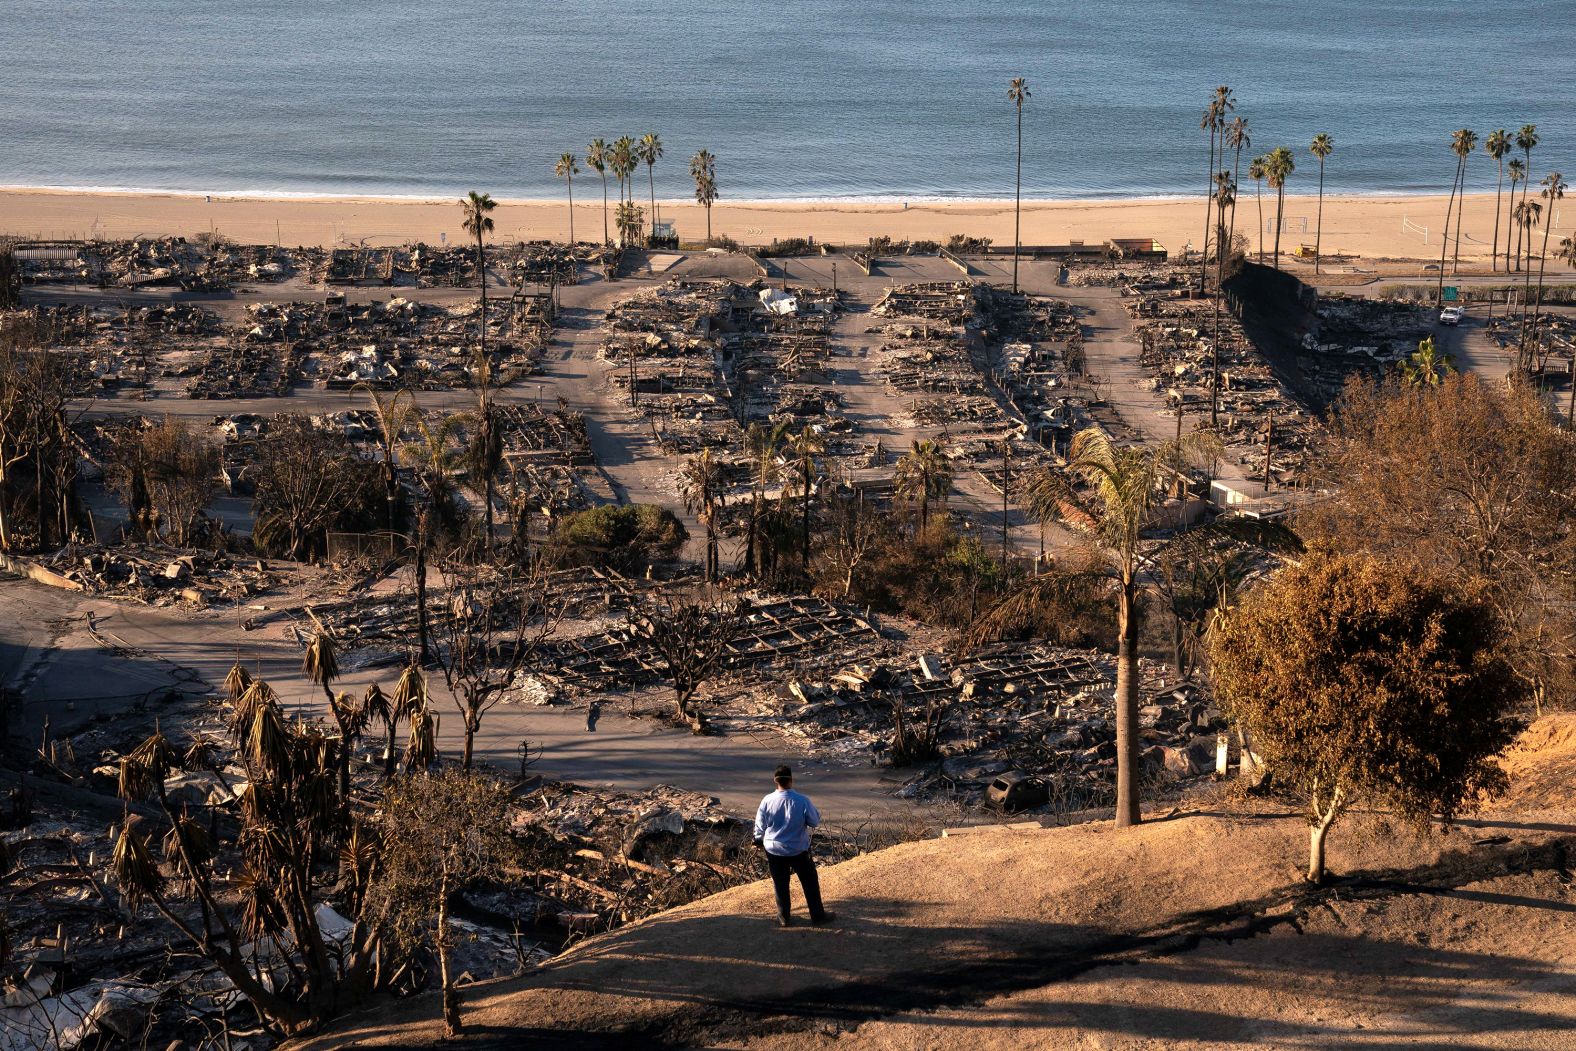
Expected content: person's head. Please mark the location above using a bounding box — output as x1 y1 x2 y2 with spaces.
773 764 793 789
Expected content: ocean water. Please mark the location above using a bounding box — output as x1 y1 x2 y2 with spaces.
1 0 1570 200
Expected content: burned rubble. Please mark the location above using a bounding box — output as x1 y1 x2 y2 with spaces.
1297 294 1433 399
1122 270 1321 486
744 642 1225 809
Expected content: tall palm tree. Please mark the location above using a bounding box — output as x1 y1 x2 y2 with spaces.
1209 171 1236 427
1435 130 1474 304
1531 172 1567 358
1016 428 1219 828
1266 146 1294 269
1225 116 1250 255
786 425 825 571
1309 133 1334 275
460 191 499 546
1513 198 1543 369
612 137 637 205
460 190 496 355
1401 335 1455 388
1484 129 1511 271
894 438 954 533
1248 155 1267 264
1450 128 1477 277
1506 159 1526 272
690 150 718 243
1199 86 1233 287
1513 124 1539 271
680 448 726 583
1009 77 1030 294
638 133 663 240
555 153 579 245
587 139 610 245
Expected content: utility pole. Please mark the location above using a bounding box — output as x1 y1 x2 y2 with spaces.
1263 413 1275 491
1001 439 1011 566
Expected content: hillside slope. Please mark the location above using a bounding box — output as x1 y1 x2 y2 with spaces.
297 716 1576 1050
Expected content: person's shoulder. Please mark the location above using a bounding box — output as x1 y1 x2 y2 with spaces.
789 789 813 805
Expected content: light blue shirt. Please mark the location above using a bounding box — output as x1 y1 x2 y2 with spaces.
754 788 821 856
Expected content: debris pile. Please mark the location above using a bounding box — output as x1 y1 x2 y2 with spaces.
1125 280 1319 483
601 280 743 452
25 545 276 605
1298 295 1432 396
762 645 1224 806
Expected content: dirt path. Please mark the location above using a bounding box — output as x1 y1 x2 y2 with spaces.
291 749 1576 1050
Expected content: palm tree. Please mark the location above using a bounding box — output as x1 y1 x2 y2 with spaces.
1309 133 1334 275
680 448 727 583
1009 77 1030 294
1199 86 1233 287
1266 146 1294 269
1451 128 1477 277
1023 463 1064 566
1531 172 1567 359
1402 335 1455 387
1225 116 1250 254
405 413 466 662
1209 171 1236 427
638 132 663 241
1506 159 1526 272
1513 198 1543 369
353 383 414 535
1435 130 1473 304
612 137 637 205
743 420 789 576
460 191 496 355
1484 129 1511 271
690 150 718 242
786 425 825 571
894 438 954 533
1006 428 1218 827
615 199 644 248
555 153 579 244
587 139 610 245
1248 155 1267 264
459 192 499 545
1512 124 1539 271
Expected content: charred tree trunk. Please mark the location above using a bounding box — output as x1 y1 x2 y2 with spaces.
1114 578 1142 828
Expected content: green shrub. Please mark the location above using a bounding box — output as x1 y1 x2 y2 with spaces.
554 504 687 571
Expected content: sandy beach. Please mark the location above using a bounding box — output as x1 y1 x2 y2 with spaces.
0 187 1552 263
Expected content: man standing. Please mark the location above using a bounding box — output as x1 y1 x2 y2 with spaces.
754 765 835 928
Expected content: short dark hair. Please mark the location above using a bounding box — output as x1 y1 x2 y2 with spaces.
774 764 793 784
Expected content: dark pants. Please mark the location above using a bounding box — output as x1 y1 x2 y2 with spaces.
766 850 826 921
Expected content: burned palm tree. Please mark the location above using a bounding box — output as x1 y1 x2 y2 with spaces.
680 448 727 583
112 677 390 1032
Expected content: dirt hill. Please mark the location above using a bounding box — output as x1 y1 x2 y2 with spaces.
296 715 1576 1050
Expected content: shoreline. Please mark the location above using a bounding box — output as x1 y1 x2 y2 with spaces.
0 183 1461 206
0 187 1550 262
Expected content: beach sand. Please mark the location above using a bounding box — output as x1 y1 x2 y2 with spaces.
0 187 1542 262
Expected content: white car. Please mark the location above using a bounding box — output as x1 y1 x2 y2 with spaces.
1439 306 1464 326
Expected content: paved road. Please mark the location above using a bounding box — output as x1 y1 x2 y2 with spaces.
0 576 917 828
